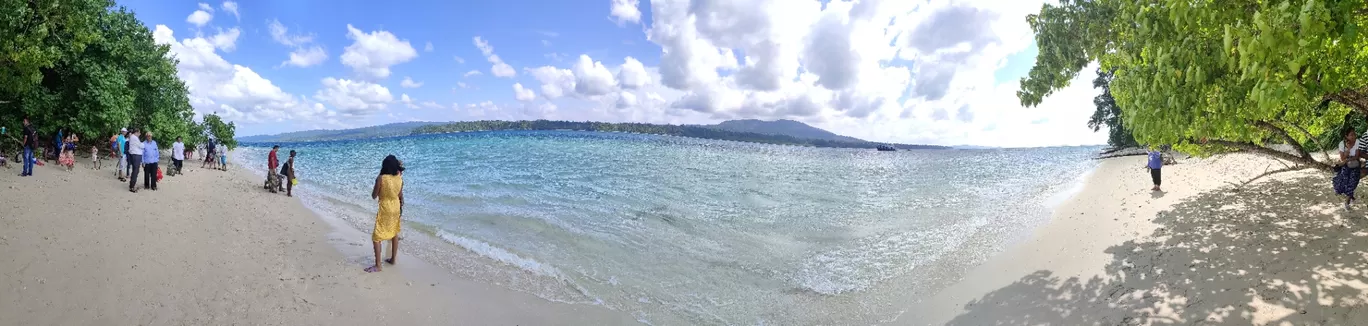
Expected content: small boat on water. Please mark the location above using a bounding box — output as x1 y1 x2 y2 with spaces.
876 145 896 151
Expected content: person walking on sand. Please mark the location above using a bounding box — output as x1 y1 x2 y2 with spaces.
218 142 227 170
365 155 405 273
116 128 127 181
202 138 216 169
267 145 281 191
20 117 35 177
142 132 160 191
171 137 185 175
1336 128 1362 210
1145 146 1164 192
127 129 143 192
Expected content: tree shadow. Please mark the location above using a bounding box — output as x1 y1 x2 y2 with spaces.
946 175 1368 325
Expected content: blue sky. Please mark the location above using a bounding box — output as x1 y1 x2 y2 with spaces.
122 0 1105 147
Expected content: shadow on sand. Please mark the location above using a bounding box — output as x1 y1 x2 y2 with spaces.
946 174 1368 325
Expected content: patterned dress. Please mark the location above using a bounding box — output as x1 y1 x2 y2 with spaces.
372 174 404 242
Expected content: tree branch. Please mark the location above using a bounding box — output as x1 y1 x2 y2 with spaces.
1254 120 1313 161
1225 165 1320 190
1204 139 1332 171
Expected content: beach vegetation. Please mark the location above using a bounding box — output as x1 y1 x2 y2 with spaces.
1089 68 1139 149
1020 0 1368 170
0 0 213 150
411 120 951 150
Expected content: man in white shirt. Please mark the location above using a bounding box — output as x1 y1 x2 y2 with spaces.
126 129 144 192
171 137 185 175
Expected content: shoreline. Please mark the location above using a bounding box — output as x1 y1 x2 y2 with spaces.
907 152 1367 325
0 153 638 325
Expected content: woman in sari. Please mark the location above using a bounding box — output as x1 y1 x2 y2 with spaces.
365 155 405 273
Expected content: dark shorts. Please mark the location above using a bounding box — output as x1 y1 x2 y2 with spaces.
1150 168 1161 186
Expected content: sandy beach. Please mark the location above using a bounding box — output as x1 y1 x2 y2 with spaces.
911 152 1368 325
0 154 638 325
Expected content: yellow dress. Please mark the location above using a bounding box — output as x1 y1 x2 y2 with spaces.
372 175 404 242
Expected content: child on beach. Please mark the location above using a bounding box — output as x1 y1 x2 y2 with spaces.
1145 147 1163 192
91 145 101 170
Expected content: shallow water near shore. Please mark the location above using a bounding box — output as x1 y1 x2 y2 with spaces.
236 131 1099 325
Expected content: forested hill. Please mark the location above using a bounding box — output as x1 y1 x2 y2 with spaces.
703 119 867 143
410 120 949 150
237 121 446 143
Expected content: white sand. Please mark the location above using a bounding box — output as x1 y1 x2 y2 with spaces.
0 155 638 325
908 153 1368 325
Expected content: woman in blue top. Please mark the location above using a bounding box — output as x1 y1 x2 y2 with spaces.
1145 147 1164 192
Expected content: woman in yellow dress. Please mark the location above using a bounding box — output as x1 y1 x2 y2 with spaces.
365 155 405 273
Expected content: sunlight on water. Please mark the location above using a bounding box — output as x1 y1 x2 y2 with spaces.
237 131 1100 325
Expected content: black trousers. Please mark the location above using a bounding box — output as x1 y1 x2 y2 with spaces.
173 159 183 172
128 154 142 189
144 162 159 189
1150 168 1162 186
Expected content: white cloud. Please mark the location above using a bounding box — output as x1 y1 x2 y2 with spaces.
513 83 536 101
453 56 465 64
618 56 650 89
209 28 240 52
187 10 212 27
400 93 416 108
420 101 443 109
473 36 516 78
341 24 419 80
527 66 575 99
425 41 434 52
456 82 471 89
463 70 482 78
400 76 423 88
152 25 328 124
610 0 642 25
198 3 214 12
572 54 616 96
283 46 327 67
314 77 395 116
268 19 314 46
221 1 239 20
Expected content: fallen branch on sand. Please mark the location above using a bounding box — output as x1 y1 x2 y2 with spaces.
1226 165 1321 190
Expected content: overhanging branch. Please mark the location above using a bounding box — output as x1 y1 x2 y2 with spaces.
1204 139 1332 171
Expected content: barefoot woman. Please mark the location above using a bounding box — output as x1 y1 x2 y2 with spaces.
365 155 405 273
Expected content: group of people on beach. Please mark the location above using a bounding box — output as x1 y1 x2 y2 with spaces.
8 117 230 192
1334 115 1368 210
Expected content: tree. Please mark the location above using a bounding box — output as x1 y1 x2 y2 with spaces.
0 1 210 150
1019 0 1368 170
201 113 236 150
1089 68 1138 148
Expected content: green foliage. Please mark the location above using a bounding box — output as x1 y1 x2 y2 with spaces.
0 1 215 151
201 113 236 150
1020 0 1368 166
1089 68 1139 148
412 120 949 150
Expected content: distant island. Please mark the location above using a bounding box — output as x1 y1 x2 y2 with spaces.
411 120 950 150
239 119 950 150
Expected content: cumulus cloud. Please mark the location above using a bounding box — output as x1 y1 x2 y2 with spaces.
221 1 239 20
610 0 642 25
187 10 212 27
268 19 314 46
473 37 516 78
513 83 536 101
572 55 616 96
400 76 423 88
618 56 650 89
283 46 327 67
314 77 395 116
341 24 419 80
152 25 328 123
209 28 240 52
527 66 575 99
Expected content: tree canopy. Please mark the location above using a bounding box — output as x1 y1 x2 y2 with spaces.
1020 0 1368 169
1 0 222 152
1089 68 1139 148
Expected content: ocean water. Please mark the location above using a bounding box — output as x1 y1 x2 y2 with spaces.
235 131 1100 325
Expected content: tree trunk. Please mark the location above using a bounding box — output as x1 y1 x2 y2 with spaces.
1255 121 1314 161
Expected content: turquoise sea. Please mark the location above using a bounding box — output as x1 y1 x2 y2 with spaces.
235 131 1100 325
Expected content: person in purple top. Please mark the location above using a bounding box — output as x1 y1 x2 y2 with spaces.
1146 146 1164 192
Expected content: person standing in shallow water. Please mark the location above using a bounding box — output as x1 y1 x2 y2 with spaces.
365 155 405 273
1336 128 1362 210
